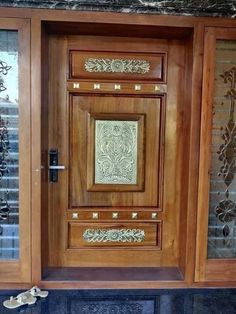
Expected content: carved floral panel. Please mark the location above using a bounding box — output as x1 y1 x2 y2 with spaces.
85 58 150 74
83 228 145 243
95 120 138 184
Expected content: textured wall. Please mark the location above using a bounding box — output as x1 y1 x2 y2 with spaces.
0 0 235 17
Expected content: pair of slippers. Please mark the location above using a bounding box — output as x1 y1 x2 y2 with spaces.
3 286 48 309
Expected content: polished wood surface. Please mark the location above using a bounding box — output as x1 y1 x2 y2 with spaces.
66 209 162 221
71 95 160 205
68 222 160 248
70 50 166 82
67 81 167 94
44 33 188 269
0 7 235 288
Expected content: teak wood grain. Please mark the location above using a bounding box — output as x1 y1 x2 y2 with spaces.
68 222 160 248
42 33 190 270
1 6 235 288
70 50 166 82
70 95 160 206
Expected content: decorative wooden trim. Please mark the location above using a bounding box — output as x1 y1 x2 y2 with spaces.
67 81 167 94
195 27 216 282
31 17 42 285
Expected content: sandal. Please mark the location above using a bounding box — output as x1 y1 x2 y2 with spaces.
30 286 48 298
3 294 37 309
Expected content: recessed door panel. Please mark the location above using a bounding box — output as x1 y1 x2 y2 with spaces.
70 95 162 208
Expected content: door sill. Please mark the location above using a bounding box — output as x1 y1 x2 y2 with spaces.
42 267 184 282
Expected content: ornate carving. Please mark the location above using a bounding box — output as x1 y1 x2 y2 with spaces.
81 303 143 314
0 116 9 179
0 108 10 223
0 60 11 75
0 60 11 92
216 66 236 236
85 58 150 74
217 119 236 187
95 120 138 184
216 200 236 224
83 229 145 243
0 59 11 224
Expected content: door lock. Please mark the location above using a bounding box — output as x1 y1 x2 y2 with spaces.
49 149 65 182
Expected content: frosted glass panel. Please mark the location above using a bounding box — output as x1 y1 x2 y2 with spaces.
207 40 236 258
0 31 19 259
95 120 138 184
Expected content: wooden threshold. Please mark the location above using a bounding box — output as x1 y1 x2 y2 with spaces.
42 267 184 282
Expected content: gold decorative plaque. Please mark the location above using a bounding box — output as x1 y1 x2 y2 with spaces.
95 120 138 184
85 58 150 74
83 229 145 243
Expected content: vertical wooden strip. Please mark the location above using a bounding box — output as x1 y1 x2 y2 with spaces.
195 27 216 282
179 23 205 285
31 17 42 284
18 19 31 283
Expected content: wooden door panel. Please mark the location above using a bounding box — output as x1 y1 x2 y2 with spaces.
70 50 166 82
70 95 162 208
68 222 160 248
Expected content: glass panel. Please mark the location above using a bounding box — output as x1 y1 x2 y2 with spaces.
0 31 19 259
208 40 236 258
95 120 138 184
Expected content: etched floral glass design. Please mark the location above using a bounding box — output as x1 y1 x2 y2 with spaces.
95 120 138 184
208 40 236 258
0 31 19 259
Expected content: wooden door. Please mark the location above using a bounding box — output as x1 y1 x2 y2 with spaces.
46 35 186 268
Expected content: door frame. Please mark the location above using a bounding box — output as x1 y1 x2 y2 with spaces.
37 22 201 288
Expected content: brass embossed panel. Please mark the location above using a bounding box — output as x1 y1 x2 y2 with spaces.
85 58 150 74
83 228 145 243
95 120 138 185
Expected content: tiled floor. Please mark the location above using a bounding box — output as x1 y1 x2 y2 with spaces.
0 289 236 314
